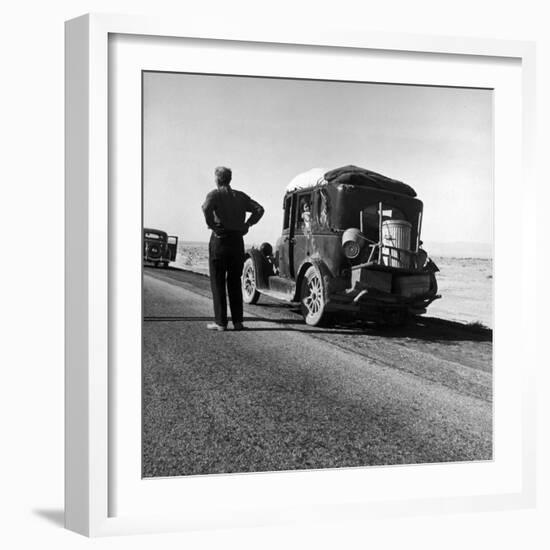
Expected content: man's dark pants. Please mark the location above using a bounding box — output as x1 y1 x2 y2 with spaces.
208 232 245 327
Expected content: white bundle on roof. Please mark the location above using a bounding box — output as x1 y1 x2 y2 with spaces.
285 167 327 193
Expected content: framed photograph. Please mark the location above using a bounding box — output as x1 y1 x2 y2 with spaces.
65 13 537 537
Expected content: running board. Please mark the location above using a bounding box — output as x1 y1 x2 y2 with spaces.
258 289 297 302
258 275 297 302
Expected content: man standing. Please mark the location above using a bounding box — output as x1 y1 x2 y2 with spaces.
202 166 264 331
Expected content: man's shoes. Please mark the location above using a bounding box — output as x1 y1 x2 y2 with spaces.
206 322 226 331
233 322 245 331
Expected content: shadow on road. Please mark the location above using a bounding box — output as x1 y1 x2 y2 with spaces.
354 318 491 343
143 314 492 343
144 267 491 343
145 316 218 322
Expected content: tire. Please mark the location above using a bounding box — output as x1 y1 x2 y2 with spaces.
300 265 328 326
242 257 260 304
147 243 162 260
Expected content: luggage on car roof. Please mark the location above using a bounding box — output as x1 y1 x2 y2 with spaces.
324 165 417 197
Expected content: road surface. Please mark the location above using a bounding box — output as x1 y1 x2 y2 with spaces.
143 266 492 477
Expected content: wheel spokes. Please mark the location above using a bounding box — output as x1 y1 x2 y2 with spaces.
305 275 322 315
243 266 255 296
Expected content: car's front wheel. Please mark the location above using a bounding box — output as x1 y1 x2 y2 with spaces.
300 265 328 326
242 257 260 304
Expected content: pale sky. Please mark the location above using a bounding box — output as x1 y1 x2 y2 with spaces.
143 72 493 247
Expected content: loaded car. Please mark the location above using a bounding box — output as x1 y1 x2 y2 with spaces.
241 165 440 326
143 228 178 268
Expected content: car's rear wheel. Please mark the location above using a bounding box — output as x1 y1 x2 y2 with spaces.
300 265 328 326
242 257 260 304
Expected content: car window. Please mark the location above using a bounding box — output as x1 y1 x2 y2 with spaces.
296 193 312 231
283 196 292 230
317 188 330 228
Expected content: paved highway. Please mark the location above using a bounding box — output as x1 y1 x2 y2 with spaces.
142 267 492 477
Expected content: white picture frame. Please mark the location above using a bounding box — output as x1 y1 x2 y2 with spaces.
65 13 537 537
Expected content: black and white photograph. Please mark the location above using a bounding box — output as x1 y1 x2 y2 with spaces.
5 0 548 545
141 71 493 478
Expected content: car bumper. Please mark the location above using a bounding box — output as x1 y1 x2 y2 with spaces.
326 287 441 316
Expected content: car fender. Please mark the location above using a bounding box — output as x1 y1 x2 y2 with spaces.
426 257 439 273
293 258 334 302
244 247 271 290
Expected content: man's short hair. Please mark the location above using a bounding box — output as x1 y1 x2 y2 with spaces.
215 166 232 186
